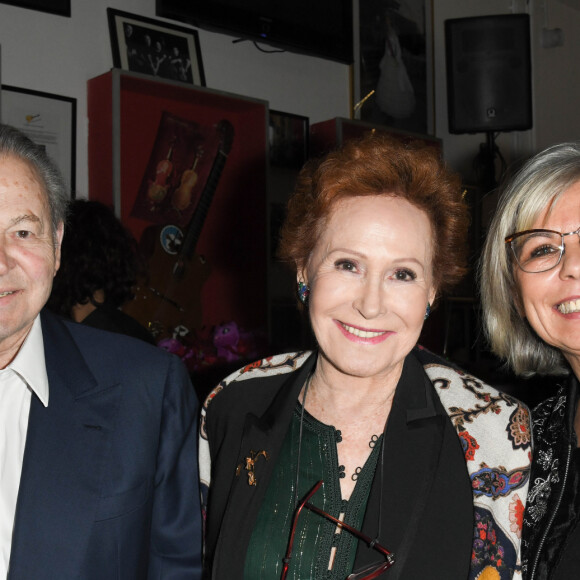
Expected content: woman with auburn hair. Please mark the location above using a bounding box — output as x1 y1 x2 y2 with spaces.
200 134 531 579
481 142 580 580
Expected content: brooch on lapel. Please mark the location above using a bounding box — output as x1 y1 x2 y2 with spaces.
236 449 269 486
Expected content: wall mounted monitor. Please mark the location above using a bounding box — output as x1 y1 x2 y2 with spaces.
156 0 354 64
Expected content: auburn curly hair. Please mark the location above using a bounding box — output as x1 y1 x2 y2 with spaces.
278 133 469 298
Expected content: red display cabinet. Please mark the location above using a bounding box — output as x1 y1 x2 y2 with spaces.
87 70 269 348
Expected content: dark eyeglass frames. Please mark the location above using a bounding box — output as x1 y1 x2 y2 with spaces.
505 227 580 273
281 480 395 580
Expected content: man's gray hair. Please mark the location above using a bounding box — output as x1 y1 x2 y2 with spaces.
480 141 580 376
0 124 68 238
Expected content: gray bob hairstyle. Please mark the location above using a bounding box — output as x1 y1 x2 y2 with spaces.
0 124 69 239
480 141 580 377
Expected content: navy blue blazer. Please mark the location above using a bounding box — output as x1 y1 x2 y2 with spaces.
7 309 202 579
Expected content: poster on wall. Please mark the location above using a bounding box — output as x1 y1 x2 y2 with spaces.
131 111 220 227
0 85 76 194
269 110 309 169
355 0 433 136
0 0 70 17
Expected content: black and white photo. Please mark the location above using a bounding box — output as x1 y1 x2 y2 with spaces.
108 8 205 86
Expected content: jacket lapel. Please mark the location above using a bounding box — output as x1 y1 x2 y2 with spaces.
354 355 446 577
212 355 315 578
8 312 122 579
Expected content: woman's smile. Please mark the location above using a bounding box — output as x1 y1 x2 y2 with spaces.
335 320 393 343
556 296 580 315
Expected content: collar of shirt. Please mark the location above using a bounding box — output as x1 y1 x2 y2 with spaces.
8 315 49 407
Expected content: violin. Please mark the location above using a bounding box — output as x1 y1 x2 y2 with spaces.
147 141 174 206
172 147 203 212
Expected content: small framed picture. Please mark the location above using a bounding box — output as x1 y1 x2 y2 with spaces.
269 110 309 169
1 85 76 195
107 8 205 86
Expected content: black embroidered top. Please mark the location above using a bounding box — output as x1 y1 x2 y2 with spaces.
522 375 580 579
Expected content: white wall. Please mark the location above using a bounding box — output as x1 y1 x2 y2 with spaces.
0 0 579 196
530 0 580 150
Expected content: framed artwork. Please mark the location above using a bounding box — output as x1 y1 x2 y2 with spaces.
268 110 309 169
0 85 76 194
0 0 70 16
107 8 205 86
130 110 222 228
354 0 434 135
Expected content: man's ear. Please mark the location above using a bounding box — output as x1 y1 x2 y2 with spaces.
53 222 64 273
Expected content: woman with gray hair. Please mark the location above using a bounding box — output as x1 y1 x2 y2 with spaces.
481 141 580 580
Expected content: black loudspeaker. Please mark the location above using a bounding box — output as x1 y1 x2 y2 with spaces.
445 14 532 134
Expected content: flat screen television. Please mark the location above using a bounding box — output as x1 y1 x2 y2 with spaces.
156 0 354 64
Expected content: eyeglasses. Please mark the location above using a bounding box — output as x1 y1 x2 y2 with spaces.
505 227 580 273
281 480 395 580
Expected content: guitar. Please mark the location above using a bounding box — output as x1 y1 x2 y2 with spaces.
124 119 235 340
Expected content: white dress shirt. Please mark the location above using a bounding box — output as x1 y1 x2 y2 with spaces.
0 316 49 579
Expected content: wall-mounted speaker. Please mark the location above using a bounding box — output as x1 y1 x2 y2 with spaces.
445 14 532 134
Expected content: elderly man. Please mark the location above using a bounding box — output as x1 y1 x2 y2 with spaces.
0 125 202 579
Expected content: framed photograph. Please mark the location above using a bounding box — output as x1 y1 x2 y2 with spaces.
0 0 70 17
268 110 309 169
354 0 434 135
107 8 205 86
0 85 76 194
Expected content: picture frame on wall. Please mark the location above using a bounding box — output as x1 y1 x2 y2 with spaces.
268 109 309 169
354 0 434 136
0 85 76 195
0 0 70 17
107 8 205 87
268 109 309 261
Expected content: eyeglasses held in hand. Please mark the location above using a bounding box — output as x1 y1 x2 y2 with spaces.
281 480 395 580
505 226 580 273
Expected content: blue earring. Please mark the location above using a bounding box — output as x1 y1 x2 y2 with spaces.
297 281 310 304
424 303 431 320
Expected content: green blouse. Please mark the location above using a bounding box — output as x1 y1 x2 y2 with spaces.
244 403 383 579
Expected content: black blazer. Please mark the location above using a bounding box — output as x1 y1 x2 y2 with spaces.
203 351 473 579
